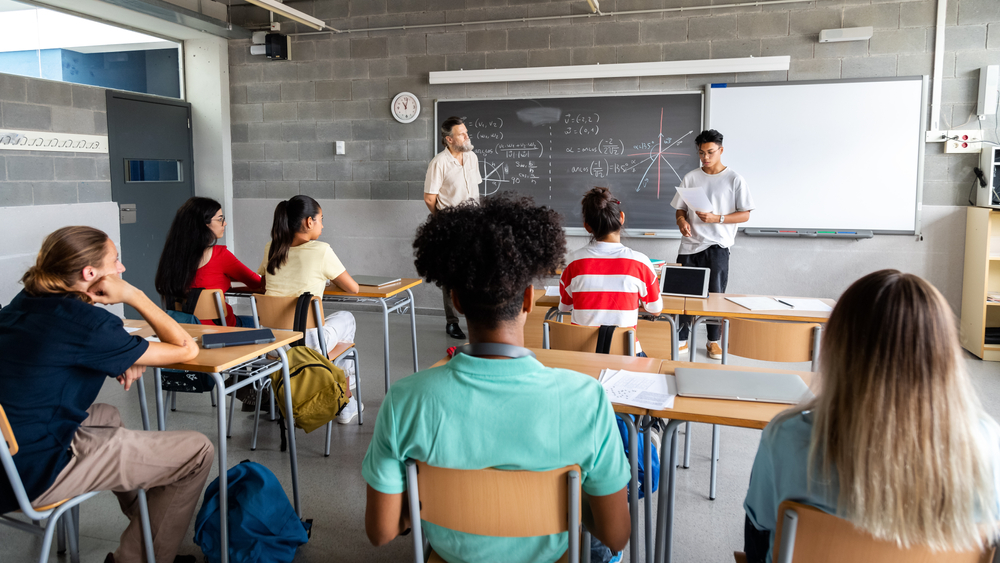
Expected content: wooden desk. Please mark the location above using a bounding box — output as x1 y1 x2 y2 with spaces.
650 360 815 563
323 278 423 392
430 347 661 563
125 320 303 563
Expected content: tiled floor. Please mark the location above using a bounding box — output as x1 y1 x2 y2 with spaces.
3 310 998 562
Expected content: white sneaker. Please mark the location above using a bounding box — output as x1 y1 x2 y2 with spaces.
336 397 364 425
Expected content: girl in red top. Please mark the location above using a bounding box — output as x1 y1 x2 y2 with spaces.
155 197 262 326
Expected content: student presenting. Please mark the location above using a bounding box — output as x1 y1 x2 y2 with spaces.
673 129 754 360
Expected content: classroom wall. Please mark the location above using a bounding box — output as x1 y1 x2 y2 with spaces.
225 0 997 313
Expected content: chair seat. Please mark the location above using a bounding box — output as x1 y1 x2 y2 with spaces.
428 548 569 563
30 498 70 512
328 341 355 361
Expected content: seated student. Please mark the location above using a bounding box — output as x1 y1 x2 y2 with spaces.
258 194 361 424
743 270 1000 562
0 226 213 563
155 196 262 327
363 193 631 562
559 187 663 356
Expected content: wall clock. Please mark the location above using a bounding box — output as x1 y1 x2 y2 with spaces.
391 92 420 124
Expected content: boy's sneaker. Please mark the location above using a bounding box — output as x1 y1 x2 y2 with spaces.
707 341 723 360
609 551 623 563
336 397 364 424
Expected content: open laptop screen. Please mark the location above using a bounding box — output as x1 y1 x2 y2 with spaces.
660 265 711 298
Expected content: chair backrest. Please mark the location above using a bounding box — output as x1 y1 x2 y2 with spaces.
0 404 17 457
543 321 635 356
406 460 582 563
773 500 995 563
726 318 820 365
174 289 227 325
253 294 327 355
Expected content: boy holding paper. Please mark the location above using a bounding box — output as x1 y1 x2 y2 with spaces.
673 129 755 360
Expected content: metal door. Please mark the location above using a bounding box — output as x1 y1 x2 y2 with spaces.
107 91 194 318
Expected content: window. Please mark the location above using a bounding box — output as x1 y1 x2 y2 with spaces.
125 159 183 183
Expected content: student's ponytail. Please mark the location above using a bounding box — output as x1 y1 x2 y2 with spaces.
266 195 322 275
581 187 623 241
21 226 111 303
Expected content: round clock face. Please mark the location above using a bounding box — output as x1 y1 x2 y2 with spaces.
391 92 420 124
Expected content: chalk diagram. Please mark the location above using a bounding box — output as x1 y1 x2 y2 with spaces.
481 141 544 196
628 108 693 198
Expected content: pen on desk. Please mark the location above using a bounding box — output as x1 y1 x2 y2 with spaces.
776 299 794 308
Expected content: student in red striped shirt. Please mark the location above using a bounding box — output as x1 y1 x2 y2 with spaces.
559 187 663 356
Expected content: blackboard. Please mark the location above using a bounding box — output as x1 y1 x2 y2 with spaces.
436 93 703 233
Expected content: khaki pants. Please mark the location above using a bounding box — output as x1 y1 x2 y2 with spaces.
32 404 214 563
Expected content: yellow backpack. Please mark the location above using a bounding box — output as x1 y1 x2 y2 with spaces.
270 346 349 445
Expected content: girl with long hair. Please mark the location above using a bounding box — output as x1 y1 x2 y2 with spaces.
154 197 261 327
744 270 1000 562
258 194 361 423
558 187 664 356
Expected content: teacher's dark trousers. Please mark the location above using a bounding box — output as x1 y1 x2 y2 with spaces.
677 245 730 342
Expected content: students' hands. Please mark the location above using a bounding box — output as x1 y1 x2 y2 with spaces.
677 217 692 237
86 275 138 305
117 364 145 391
695 210 720 224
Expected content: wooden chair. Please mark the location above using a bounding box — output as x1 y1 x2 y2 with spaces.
0 405 155 563
252 294 363 457
542 320 636 356
405 460 584 563
734 500 996 563
704 319 821 500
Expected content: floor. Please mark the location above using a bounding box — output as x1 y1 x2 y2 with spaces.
3 308 999 563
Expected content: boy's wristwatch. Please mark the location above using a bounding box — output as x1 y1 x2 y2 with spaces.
719 215 725 223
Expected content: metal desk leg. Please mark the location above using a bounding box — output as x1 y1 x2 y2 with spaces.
654 419 683 563
275 347 302 517
688 317 703 362
136 375 150 432
206 371 229 563
664 315 678 362
683 422 691 469
154 368 165 431
406 289 418 373
721 319 730 365
642 416 654 563
380 297 391 393
622 415 639 563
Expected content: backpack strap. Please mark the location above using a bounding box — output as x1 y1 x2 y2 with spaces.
290 292 314 348
182 288 204 315
595 325 617 354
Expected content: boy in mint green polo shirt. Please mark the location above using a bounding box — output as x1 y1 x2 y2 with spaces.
362 193 631 561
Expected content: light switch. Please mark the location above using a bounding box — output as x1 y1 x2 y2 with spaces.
335 141 346 155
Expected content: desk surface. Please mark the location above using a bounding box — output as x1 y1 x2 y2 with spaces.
324 277 422 298
685 293 836 322
124 320 302 373
651 361 815 429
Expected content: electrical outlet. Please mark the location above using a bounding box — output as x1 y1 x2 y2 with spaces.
945 129 983 153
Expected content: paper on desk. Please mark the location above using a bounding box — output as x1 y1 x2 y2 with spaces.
145 336 161 342
674 186 713 213
600 369 676 410
124 327 141 333
726 296 787 311
778 298 833 312
544 285 560 297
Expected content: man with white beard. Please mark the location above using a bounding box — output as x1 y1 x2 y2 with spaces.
423 116 483 340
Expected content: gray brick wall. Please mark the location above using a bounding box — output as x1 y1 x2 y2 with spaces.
0 73 111 207
227 0 1000 206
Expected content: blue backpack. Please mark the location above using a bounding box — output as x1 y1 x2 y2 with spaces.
616 415 660 500
194 461 310 563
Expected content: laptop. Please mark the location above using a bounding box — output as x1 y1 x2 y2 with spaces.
201 328 276 349
660 265 711 298
674 367 814 404
352 275 402 287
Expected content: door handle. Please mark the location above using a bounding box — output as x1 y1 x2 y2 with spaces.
120 203 137 224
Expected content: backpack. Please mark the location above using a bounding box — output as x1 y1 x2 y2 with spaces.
162 288 214 393
269 293 349 450
616 414 660 500
194 460 310 563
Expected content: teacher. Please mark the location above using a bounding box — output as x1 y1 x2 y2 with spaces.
673 129 755 360
423 116 483 340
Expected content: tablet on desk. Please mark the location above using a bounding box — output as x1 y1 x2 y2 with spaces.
201 329 275 349
660 265 711 298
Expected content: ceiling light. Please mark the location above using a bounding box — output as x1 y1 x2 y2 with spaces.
429 56 791 85
243 0 326 31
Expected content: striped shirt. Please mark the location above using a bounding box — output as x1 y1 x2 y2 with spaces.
559 242 664 329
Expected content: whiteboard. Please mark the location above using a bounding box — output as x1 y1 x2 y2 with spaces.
706 77 927 233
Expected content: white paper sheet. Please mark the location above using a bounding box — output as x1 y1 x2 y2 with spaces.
726 296 787 311
777 298 833 312
600 369 676 410
124 327 141 333
145 336 161 342
544 285 560 297
674 186 713 213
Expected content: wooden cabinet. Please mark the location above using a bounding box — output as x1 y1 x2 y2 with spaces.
960 207 1000 361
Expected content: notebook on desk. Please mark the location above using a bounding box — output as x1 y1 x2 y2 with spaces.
353 275 401 287
674 367 814 404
